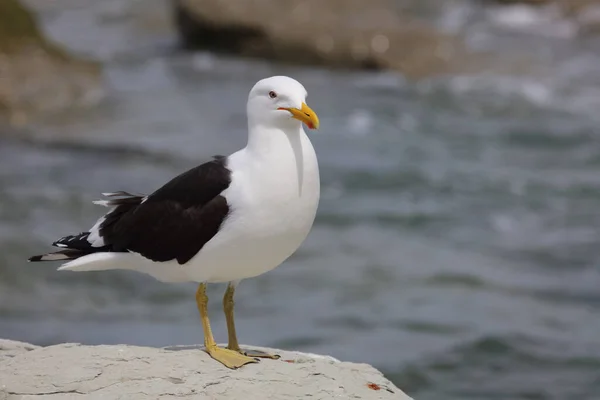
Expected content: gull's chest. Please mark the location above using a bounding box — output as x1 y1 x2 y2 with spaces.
226 139 320 238
247 153 318 231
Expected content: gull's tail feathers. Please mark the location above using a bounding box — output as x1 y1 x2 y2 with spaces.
28 249 121 271
29 231 107 263
56 252 190 283
28 249 92 262
28 191 146 265
57 252 127 272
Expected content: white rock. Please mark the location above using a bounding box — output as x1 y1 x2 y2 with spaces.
0 340 412 399
0 339 40 362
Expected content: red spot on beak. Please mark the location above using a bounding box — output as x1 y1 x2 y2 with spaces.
367 382 381 391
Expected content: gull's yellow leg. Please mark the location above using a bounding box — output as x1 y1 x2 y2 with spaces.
223 282 280 360
223 283 241 351
195 283 258 369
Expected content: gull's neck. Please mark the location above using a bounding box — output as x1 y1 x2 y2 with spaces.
244 121 308 194
245 121 305 157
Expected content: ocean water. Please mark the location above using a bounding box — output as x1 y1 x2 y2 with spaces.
1 1 600 399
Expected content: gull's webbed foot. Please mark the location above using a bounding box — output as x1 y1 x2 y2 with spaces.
229 345 281 360
205 345 259 369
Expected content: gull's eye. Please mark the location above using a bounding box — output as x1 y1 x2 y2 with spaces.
269 91 277 99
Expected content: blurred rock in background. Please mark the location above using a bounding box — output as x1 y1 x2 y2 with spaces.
0 0 102 127
173 0 480 79
173 0 600 78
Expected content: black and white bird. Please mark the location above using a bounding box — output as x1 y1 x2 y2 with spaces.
29 75 321 369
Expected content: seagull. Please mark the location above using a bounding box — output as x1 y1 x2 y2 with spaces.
28 76 321 369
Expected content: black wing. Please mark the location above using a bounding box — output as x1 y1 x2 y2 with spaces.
100 156 232 264
31 156 232 265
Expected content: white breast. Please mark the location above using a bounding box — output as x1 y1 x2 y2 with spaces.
184 129 320 283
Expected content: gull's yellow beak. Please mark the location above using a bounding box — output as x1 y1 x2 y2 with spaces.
278 102 320 130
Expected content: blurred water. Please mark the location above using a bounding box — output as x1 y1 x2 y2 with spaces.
2 1 600 399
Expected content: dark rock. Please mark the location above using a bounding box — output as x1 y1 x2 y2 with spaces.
171 0 480 79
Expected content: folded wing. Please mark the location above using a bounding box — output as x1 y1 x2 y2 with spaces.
30 156 232 265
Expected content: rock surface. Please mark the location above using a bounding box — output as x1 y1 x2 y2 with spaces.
0 339 411 399
0 0 102 126
173 0 479 79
